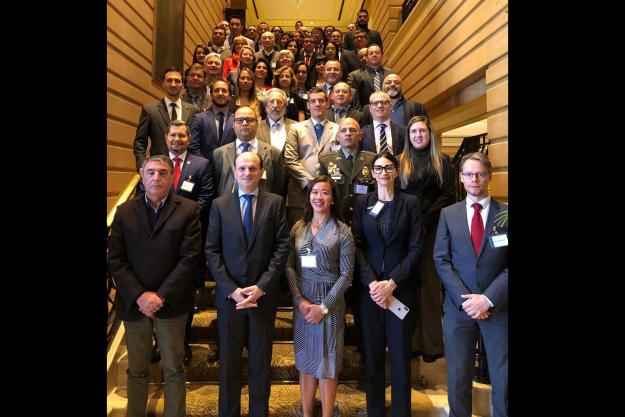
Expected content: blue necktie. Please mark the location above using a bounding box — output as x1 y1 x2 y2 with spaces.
242 194 254 243
241 142 251 152
314 123 324 143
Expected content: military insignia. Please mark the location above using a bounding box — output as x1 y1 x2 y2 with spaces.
361 165 370 177
328 162 343 181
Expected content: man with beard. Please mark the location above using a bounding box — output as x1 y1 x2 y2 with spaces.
362 73 429 127
133 67 201 171
189 79 237 164
343 9 383 52
181 64 211 111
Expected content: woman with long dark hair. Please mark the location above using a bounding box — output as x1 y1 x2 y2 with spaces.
399 116 455 362
286 175 355 417
273 65 306 121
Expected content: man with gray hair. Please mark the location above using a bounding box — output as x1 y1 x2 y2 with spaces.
361 91 406 154
255 31 279 69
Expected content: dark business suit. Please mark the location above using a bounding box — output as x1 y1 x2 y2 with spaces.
205 190 290 417
108 192 201 417
352 191 423 417
133 99 201 170
326 106 365 128
212 140 285 197
344 28 383 52
338 48 361 77
434 198 508 417
189 108 237 163
361 121 406 155
346 66 393 106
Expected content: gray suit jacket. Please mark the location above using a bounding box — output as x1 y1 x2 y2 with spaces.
133 99 201 170
433 198 508 324
346 66 393 106
284 119 339 208
212 140 285 197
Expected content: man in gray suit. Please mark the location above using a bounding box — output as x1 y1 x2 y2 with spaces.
133 67 201 171
346 44 393 106
284 87 339 226
213 106 285 197
434 152 508 417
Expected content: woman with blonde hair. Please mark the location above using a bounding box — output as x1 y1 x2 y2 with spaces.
222 35 248 78
398 115 455 363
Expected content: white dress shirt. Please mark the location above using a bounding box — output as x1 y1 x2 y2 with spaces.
373 119 393 153
268 118 287 151
235 137 259 155
164 97 183 121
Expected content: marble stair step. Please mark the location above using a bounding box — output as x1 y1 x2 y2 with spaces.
189 310 358 344
108 381 492 417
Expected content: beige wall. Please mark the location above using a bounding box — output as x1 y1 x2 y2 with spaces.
365 0 508 201
107 0 226 213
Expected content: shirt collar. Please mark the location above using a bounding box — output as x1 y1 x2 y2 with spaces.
374 119 391 129
341 148 358 159
270 117 285 129
238 187 259 198
144 192 168 212
169 150 187 162
164 96 182 108
236 137 259 150
310 116 326 126
465 195 491 209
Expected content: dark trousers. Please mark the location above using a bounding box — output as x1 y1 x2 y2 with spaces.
443 315 508 417
360 291 417 417
217 300 277 417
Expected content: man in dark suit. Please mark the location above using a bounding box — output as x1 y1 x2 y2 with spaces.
205 151 290 417
298 35 318 68
326 81 365 127
343 9 383 52
181 64 211 112
189 79 237 164
346 44 393 106
108 154 202 417
361 91 407 155
329 29 361 76
133 67 201 171
362 73 429 127
323 61 361 110
213 106 285 196
434 152 508 417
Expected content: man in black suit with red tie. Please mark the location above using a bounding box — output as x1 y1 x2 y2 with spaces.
205 151 290 417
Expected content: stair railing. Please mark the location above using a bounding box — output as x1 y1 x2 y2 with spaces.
107 174 141 351
402 0 421 22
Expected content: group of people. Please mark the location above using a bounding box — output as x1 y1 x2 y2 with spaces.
108 12 508 417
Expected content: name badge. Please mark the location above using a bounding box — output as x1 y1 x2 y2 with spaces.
490 234 508 248
301 255 317 268
180 181 195 192
262 170 267 179
354 184 368 194
368 201 385 218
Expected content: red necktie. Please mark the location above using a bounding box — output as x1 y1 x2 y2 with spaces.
470 202 484 255
305 54 310 66
173 157 182 189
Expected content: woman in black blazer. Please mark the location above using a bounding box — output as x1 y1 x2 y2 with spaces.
352 151 423 417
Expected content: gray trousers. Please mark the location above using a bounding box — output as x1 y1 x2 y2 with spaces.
124 314 187 417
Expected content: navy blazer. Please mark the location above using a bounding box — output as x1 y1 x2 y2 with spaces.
352 191 423 306
108 193 202 321
189 108 237 163
205 190 290 307
360 121 406 155
433 198 508 324
174 153 214 220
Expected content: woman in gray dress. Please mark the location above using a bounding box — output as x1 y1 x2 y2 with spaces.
285 175 355 417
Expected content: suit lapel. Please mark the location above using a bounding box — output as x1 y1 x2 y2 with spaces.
318 122 335 153
207 111 218 146
134 197 152 236
158 99 170 124
176 154 193 192
305 120 318 151
229 192 247 246
222 112 234 145
478 199 499 258
225 144 237 182
386 191 401 240
248 191 267 249
152 194 177 236
456 201 478 260
351 150 366 181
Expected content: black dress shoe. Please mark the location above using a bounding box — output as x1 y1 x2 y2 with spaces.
183 344 192 365
150 345 161 364
422 353 444 363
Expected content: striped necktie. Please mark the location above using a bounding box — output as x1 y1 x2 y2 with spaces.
379 123 389 153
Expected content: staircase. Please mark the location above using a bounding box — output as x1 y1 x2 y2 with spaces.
107 282 493 417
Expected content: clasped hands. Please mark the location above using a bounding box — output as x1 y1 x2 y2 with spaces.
298 300 324 324
137 291 164 317
461 294 491 320
369 279 396 309
231 285 265 309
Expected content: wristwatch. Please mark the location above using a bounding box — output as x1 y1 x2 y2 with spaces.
320 304 329 315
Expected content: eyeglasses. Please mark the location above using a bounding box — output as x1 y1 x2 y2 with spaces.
372 164 396 173
461 172 489 179
370 100 390 107
234 117 257 124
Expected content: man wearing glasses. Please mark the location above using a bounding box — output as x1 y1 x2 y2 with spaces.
434 152 508 417
212 106 285 197
361 91 406 155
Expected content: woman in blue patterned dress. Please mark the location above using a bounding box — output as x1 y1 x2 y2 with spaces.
285 175 355 417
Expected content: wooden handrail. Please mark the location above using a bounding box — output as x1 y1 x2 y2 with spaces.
107 174 141 229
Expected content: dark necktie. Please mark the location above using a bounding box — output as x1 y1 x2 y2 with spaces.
335 108 346 123
240 142 251 152
170 103 178 121
242 194 254 243
173 157 182 189
471 202 484 255
373 70 381 91
378 123 388 153
217 111 225 142
346 154 353 174
314 123 324 143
